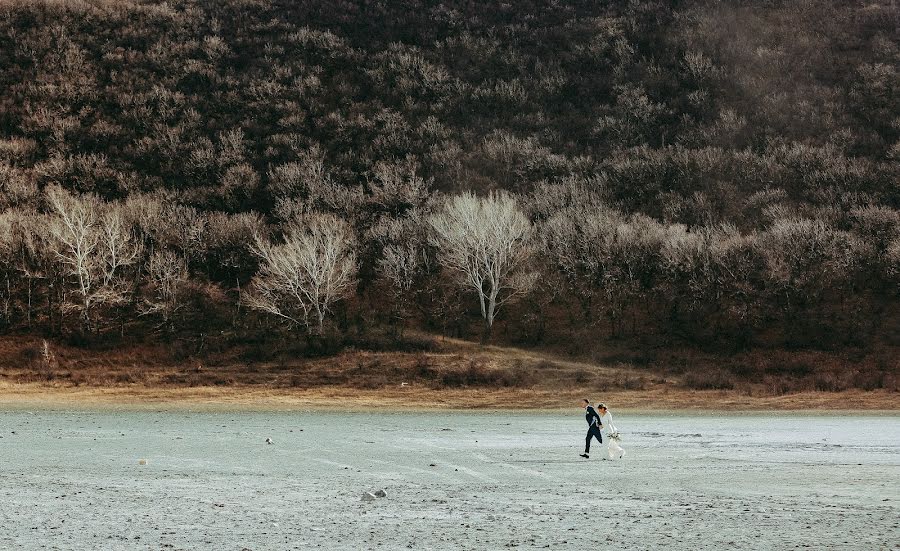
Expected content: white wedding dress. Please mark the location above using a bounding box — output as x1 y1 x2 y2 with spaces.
600 411 625 459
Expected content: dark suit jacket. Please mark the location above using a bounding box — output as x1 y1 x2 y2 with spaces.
585 406 602 428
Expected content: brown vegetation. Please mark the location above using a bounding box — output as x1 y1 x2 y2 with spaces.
0 335 895 410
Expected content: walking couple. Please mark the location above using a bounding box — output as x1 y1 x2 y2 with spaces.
580 399 625 460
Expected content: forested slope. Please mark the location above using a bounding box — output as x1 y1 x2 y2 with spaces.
0 0 897 390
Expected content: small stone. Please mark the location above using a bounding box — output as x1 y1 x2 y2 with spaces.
265 438 274 445
138 459 147 465
374 489 387 498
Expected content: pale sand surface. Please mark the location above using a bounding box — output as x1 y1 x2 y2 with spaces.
0 409 897 550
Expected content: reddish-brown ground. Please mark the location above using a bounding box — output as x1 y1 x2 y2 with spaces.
0 335 896 410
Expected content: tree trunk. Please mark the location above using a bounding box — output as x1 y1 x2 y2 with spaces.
26 279 32 327
3 275 9 325
480 318 492 344
316 308 325 336
482 291 497 344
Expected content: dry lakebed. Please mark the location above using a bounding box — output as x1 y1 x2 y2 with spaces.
0 408 897 550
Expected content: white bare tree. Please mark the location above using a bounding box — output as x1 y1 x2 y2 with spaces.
428 191 535 340
246 213 357 334
45 186 141 331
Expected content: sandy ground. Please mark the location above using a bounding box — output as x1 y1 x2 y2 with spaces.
0 409 897 550
1 382 898 411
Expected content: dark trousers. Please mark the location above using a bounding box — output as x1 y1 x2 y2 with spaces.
585 425 603 453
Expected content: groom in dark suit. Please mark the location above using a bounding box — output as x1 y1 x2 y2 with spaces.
580 398 603 458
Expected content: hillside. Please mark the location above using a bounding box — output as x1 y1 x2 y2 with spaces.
0 0 897 395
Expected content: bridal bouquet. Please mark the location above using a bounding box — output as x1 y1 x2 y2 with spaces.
609 431 621 440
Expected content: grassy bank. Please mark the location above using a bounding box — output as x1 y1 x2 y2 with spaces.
0 335 896 410
1 381 898 411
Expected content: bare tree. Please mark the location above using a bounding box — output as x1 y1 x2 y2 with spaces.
428 191 535 340
372 212 433 333
0 212 15 324
888 238 900 283
366 158 428 215
46 187 99 328
380 241 425 308
141 250 189 328
246 213 356 334
12 212 51 327
0 211 54 328
45 186 140 332
758 217 862 343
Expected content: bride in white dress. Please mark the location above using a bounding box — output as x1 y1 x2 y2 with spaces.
597 403 625 459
